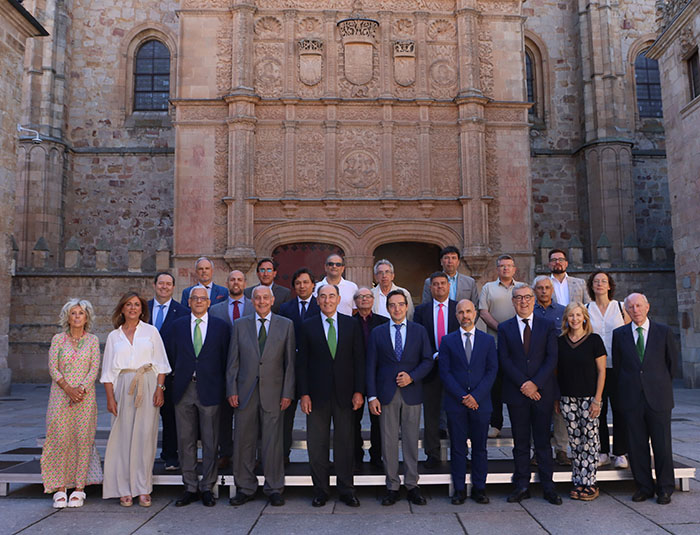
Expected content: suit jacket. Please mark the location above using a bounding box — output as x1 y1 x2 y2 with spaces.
166 314 231 406
297 313 364 408
612 321 676 412
279 296 321 345
497 315 558 406
226 313 295 411
244 283 292 314
181 283 228 308
354 312 389 349
365 321 433 406
147 298 190 338
371 284 415 320
438 328 498 414
413 299 459 354
422 273 479 306
209 296 254 328
551 275 590 305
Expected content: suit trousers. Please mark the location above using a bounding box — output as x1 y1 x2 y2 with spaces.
175 381 221 493
490 369 504 429
446 408 491 491
551 409 568 453
623 397 674 496
283 398 298 459
218 401 234 459
599 370 628 456
422 368 443 460
380 389 421 491
507 399 554 491
306 398 355 498
159 375 178 464
353 400 382 463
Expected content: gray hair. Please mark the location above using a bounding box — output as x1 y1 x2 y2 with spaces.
353 286 373 300
58 298 95 333
373 259 394 275
533 275 551 287
252 285 273 298
623 293 649 308
512 282 533 294
194 256 214 270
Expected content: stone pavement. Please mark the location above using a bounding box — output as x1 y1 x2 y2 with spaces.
1 382 700 535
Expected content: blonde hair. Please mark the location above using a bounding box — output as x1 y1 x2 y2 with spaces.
560 301 592 338
58 299 95 333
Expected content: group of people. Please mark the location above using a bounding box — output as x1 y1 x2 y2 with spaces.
40 246 677 510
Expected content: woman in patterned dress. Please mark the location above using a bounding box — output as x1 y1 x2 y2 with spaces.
41 299 103 508
101 292 170 507
556 302 607 501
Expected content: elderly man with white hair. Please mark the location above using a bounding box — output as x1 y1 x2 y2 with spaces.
371 259 415 320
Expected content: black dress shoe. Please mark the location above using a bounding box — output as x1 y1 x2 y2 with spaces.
424 456 440 469
229 492 255 506
339 494 360 507
543 490 562 505
175 491 199 507
507 488 531 503
381 490 399 506
268 493 285 506
201 491 216 507
311 495 327 507
407 487 427 505
470 489 489 505
632 489 654 502
657 492 672 505
451 489 466 505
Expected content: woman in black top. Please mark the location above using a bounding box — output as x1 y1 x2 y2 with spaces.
556 302 606 500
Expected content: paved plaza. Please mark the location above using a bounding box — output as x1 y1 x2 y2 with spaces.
1 382 700 535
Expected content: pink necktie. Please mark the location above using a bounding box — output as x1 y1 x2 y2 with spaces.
437 303 446 348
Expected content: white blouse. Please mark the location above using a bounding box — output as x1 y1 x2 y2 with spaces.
587 300 625 368
100 321 171 383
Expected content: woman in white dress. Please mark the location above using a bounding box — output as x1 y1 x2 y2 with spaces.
101 292 171 507
585 271 630 469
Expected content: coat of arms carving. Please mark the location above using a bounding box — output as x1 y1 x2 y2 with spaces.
393 40 416 87
298 39 323 86
337 17 379 86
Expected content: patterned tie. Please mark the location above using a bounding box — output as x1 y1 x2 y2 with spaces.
300 300 307 319
232 300 240 322
155 304 165 331
464 331 472 364
258 318 267 354
636 326 645 362
437 303 446 348
394 324 403 361
522 318 531 355
193 318 203 357
326 317 337 358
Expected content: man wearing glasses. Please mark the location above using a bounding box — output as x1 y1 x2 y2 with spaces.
498 283 561 505
314 254 358 316
244 258 292 313
371 259 414 320
548 249 589 305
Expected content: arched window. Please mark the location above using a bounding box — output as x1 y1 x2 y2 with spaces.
524 38 546 124
634 50 663 118
525 49 536 117
134 40 170 111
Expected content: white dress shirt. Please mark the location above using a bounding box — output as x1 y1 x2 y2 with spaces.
314 277 358 316
321 312 339 342
632 318 650 351
550 274 571 306
151 298 172 325
255 311 273 335
190 313 209 345
460 326 476 361
516 313 534 343
100 321 171 383
298 297 311 316
196 282 213 299
431 298 450 357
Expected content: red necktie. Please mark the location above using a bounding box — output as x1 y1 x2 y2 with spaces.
437 303 446 348
232 300 241 321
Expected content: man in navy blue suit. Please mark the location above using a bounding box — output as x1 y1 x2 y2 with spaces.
612 293 677 505
180 256 228 307
498 283 561 505
367 290 433 506
278 267 319 463
439 299 497 505
147 271 189 470
166 287 231 508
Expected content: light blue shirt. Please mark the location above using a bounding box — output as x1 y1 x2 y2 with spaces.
390 321 407 350
228 297 245 320
151 299 171 325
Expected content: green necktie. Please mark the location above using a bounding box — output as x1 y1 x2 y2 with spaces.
326 317 337 359
636 326 645 362
258 318 267 354
193 318 203 357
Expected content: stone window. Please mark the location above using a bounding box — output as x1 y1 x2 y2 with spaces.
634 50 663 118
688 49 700 101
525 50 536 115
133 40 170 112
524 40 546 127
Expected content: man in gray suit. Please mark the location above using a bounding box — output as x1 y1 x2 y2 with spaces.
421 246 478 306
548 249 590 305
244 258 292 314
210 269 254 468
227 285 295 507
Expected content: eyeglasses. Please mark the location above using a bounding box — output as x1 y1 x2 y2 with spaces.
355 295 373 300
512 295 534 302
326 262 344 267
258 268 274 273
550 257 567 264
190 296 209 302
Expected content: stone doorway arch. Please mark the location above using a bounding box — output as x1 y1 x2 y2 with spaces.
372 242 441 305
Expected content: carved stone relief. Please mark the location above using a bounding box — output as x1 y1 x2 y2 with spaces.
254 126 284 197
392 18 415 39
254 43 284 98
338 42 380 98
428 45 458 99
297 16 322 36
216 17 232 96
298 39 324 86
214 125 229 252
393 41 416 87
679 26 696 58
427 19 456 41
254 0 455 9
478 30 494 97
337 127 381 195
295 127 325 195
431 126 459 196
255 16 283 39
393 126 420 196
337 18 379 87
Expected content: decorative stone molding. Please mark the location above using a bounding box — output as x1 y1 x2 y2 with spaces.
298 39 324 86
679 25 696 58
393 40 416 87
337 17 379 86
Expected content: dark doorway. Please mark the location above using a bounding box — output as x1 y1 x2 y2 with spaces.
272 242 344 292
373 242 441 304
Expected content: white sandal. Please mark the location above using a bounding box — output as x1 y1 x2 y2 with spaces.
67 490 86 508
53 491 68 509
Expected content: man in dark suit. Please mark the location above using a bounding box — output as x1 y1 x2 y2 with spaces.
147 271 189 471
367 290 433 506
498 283 561 505
297 283 364 507
227 286 295 507
612 293 677 504
421 246 479 306
439 299 498 505
353 286 389 468
413 271 459 467
180 256 228 307
278 267 319 464
209 269 254 469
244 258 292 314
166 287 231 507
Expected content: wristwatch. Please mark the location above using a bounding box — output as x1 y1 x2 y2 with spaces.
157 384 166 391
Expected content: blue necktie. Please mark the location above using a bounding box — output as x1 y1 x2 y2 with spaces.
155 304 165 331
394 324 403 361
